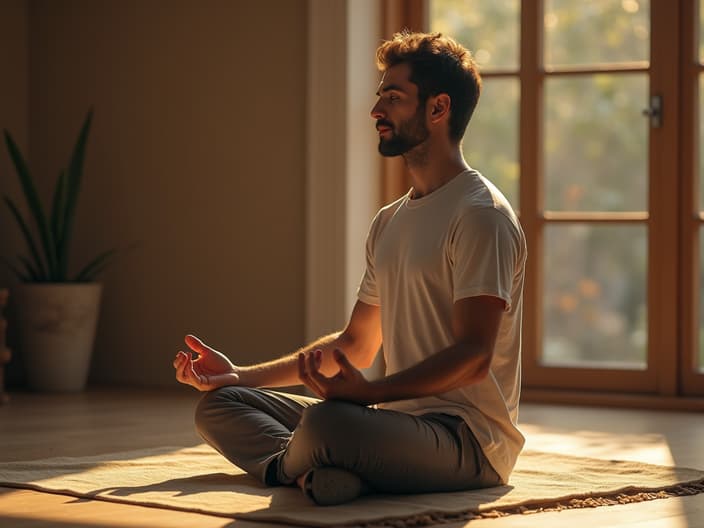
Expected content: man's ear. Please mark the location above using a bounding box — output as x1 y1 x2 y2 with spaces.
428 93 451 124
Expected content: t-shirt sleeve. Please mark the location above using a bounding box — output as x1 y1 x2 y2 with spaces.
357 211 382 306
450 208 521 311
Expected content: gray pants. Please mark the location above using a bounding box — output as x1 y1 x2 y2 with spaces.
195 386 501 494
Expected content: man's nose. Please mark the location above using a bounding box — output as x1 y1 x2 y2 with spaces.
370 100 384 120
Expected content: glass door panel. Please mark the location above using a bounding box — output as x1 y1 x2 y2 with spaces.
544 74 648 212
543 224 647 369
544 0 650 67
429 0 519 70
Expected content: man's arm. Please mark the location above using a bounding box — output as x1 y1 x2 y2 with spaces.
237 300 381 387
174 300 382 391
300 295 505 404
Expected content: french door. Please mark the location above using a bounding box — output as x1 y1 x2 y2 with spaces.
423 0 704 397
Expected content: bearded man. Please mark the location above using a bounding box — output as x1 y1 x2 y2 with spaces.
174 31 526 506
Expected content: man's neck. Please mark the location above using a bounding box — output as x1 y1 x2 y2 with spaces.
404 141 469 199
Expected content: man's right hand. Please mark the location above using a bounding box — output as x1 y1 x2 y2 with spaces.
173 334 240 391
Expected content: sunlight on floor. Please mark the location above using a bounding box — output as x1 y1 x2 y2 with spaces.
515 425 692 528
521 424 676 465
0 488 238 528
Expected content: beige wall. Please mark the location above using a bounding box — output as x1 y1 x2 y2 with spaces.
0 0 29 291
4 0 308 386
0 0 29 387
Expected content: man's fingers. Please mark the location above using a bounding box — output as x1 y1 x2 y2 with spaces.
173 353 185 376
189 364 207 388
178 355 200 387
299 352 326 398
307 351 335 397
304 376 325 398
177 356 192 383
315 349 322 370
297 352 307 380
298 353 314 390
184 334 210 357
333 348 354 372
173 351 187 369
306 350 325 381
186 361 210 390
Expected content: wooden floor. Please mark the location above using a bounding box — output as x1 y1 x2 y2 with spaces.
0 388 702 528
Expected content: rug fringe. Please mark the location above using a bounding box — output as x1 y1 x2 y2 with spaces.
350 479 704 528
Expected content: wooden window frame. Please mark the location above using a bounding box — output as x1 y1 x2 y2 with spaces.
519 1 679 395
680 0 704 396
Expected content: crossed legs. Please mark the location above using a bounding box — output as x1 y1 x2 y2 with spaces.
195 386 500 502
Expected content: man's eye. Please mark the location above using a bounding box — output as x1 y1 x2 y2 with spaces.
389 94 400 102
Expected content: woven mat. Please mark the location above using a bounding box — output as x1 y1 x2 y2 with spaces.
0 444 702 527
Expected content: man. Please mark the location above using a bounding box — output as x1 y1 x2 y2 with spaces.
173 31 526 506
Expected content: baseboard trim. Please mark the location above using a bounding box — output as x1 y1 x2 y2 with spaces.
521 388 704 412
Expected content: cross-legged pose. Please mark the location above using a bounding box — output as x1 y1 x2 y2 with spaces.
173 31 526 506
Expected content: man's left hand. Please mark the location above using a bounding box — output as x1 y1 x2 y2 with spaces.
298 348 378 405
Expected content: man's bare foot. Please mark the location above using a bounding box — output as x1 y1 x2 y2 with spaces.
296 473 306 489
298 467 368 506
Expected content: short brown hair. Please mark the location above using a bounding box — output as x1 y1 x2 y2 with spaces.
376 31 482 142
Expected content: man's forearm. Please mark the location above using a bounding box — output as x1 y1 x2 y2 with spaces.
237 332 348 388
368 341 492 404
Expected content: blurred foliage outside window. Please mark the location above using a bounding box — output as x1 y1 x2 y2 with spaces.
429 0 519 70
543 224 647 369
544 0 649 66
544 74 648 212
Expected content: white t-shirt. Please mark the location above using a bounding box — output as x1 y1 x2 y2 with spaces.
357 168 527 483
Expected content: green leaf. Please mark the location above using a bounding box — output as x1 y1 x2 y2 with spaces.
51 169 68 255
17 255 40 281
73 248 117 282
3 130 58 278
3 195 48 279
58 108 93 280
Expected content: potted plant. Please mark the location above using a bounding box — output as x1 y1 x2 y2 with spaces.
2 109 115 392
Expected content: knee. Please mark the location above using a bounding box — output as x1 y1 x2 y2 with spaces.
194 386 253 435
295 400 365 450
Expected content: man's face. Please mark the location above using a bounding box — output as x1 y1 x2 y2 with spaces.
371 63 429 157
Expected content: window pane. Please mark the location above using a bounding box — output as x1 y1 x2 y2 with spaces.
464 78 519 208
543 224 647 369
544 0 650 67
544 74 648 212
429 0 519 71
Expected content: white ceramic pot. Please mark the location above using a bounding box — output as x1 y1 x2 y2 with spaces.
13 283 102 392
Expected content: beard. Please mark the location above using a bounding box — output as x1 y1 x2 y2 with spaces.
377 105 429 157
